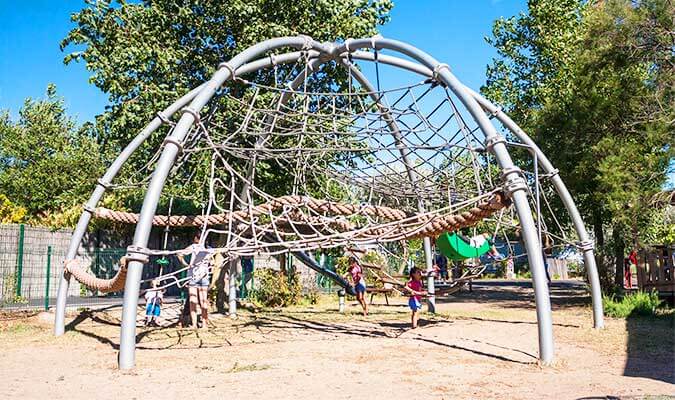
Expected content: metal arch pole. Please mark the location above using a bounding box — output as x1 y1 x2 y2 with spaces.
53 83 206 336
339 37 554 364
341 61 435 312
117 36 315 369
460 87 604 329
347 50 604 329
54 51 316 336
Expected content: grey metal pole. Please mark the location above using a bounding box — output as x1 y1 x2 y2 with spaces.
54 51 318 337
460 88 604 329
423 237 435 312
343 60 435 312
339 37 554 363
54 83 206 336
117 36 316 369
347 49 603 329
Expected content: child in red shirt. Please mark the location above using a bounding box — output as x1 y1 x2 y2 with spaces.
405 267 427 328
343 256 368 316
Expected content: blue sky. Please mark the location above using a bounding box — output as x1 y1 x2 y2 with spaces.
0 1 528 123
1 1 672 187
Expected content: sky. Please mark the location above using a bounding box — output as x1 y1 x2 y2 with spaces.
1 1 673 187
0 0 529 123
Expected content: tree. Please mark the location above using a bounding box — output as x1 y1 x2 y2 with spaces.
483 0 674 291
61 0 393 212
0 85 106 226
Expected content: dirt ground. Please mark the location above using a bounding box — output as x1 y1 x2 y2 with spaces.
1 280 673 400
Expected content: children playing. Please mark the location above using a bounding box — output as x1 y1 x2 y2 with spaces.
343 256 368 316
177 234 213 329
405 267 428 329
144 280 164 327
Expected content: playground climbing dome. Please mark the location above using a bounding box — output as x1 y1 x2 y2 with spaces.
53 36 605 369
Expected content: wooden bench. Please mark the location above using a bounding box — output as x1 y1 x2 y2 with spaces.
366 285 394 305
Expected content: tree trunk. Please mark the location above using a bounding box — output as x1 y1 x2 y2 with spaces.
612 224 625 293
593 212 605 247
398 241 409 275
214 262 229 313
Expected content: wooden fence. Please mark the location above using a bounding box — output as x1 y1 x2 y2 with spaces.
637 245 674 294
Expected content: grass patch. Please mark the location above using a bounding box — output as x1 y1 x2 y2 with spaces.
603 290 665 318
0 321 38 336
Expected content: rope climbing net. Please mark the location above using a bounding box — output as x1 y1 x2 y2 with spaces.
72 47 584 291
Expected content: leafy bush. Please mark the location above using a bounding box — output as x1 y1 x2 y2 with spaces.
251 268 302 307
603 291 663 318
303 288 320 305
1 274 27 305
0 194 26 224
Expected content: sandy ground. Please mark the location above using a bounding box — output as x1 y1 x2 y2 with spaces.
1 280 673 400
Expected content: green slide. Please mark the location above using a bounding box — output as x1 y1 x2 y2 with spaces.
436 232 491 261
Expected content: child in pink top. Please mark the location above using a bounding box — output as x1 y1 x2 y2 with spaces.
343 256 368 316
405 267 427 328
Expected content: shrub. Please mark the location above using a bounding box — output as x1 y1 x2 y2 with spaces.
303 288 320 305
515 263 531 279
603 290 663 318
1 273 27 305
0 194 26 224
251 268 302 307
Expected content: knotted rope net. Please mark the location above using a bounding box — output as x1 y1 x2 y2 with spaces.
71 50 581 291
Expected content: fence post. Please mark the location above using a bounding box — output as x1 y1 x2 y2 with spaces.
45 246 52 311
15 223 25 298
239 258 246 298
250 258 255 293
94 247 100 296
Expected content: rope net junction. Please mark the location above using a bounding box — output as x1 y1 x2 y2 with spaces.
67 50 581 292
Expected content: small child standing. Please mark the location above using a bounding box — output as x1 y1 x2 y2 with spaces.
343 256 368 316
144 280 164 327
405 267 427 329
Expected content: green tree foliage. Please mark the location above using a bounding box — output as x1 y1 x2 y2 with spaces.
0 194 26 224
0 85 106 226
483 0 585 128
483 0 674 289
61 0 392 150
61 0 393 211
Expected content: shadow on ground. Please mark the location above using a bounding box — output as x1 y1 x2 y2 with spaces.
624 313 674 384
435 279 592 310
60 280 674 381
63 306 537 365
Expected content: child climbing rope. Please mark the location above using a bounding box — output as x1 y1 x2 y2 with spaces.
404 267 428 329
178 234 213 329
343 256 368 316
144 280 164 327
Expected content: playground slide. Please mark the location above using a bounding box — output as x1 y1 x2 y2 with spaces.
292 250 356 296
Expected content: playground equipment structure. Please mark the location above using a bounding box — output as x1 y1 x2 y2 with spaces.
54 36 604 369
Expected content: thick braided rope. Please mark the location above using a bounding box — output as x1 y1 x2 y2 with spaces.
73 193 509 292
93 195 410 227
355 192 509 241
64 258 128 293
